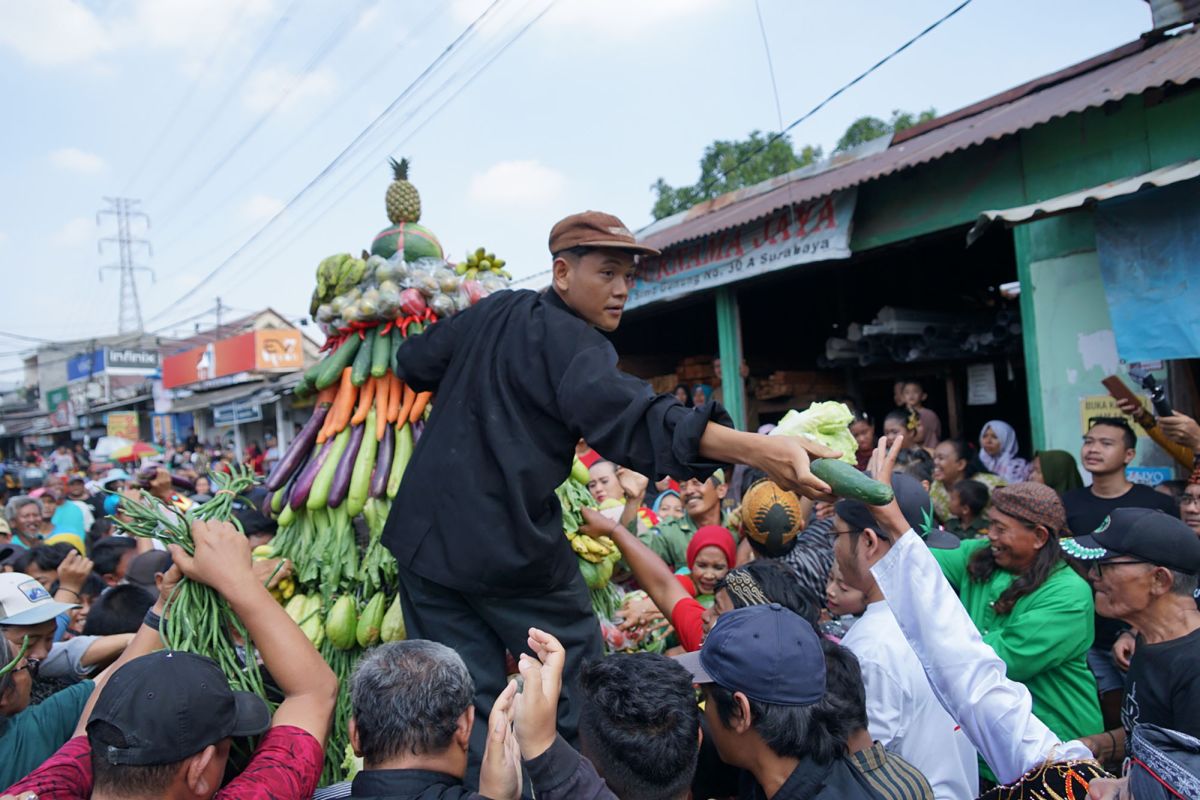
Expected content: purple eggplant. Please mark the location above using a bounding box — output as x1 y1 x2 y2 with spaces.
260 490 275 518
276 451 307 511
327 423 366 509
289 440 331 511
171 474 195 493
265 403 330 491
369 423 394 498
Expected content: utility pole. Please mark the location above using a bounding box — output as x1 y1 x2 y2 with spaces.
98 197 155 334
215 296 224 340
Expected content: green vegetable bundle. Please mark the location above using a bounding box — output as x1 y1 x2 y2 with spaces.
111 464 269 699
771 400 859 465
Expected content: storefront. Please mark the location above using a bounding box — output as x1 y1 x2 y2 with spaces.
625 29 1200 480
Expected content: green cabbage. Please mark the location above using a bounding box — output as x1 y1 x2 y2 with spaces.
770 401 858 465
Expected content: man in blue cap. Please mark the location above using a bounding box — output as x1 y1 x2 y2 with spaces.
674 604 885 799
1060 508 1200 766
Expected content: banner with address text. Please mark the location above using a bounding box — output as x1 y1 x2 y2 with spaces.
628 188 856 309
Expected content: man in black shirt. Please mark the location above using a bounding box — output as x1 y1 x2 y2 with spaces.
1060 508 1200 765
385 211 836 782
1062 416 1178 729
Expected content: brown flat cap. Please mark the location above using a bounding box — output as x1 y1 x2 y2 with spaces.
548 211 661 257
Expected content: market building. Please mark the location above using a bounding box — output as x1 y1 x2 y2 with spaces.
625 19 1200 481
160 308 321 455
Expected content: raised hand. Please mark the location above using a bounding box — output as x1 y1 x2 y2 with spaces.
512 627 565 760
479 680 522 800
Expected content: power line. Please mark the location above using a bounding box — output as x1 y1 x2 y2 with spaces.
153 0 372 226
696 0 975 198
206 0 558 304
141 0 302 204
120 1 257 194
753 0 785 133
144 0 512 323
154 3 448 252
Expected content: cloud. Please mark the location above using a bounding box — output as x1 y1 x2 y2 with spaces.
468 160 567 208
0 0 115 66
239 194 285 224
452 0 729 39
355 2 384 32
49 147 107 174
242 66 338 114
52 217 95 248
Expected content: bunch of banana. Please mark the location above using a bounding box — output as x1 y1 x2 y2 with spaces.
253 544 297 604
566 531 616 563
455 247 512 280
310 253 369 316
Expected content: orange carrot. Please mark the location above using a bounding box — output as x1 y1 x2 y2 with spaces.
316 385 338 405
386 373 403 424
351 376 375 426
408 391 432 424
327 367 357 434
375 373 390 440
398 384 417 425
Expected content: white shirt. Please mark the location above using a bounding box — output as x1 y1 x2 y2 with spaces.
842 599 979 800
870 531 1094 784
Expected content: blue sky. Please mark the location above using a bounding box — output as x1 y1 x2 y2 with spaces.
0 0 1151 378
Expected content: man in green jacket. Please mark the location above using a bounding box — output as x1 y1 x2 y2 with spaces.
930 483 1103 782
640 470 732 571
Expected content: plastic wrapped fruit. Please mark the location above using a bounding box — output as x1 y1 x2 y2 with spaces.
316 303 336 323
460 280 485 306
435 268 460 294
411 271 440 298
398 288 427 317
479 272 508 295
429 292 456 318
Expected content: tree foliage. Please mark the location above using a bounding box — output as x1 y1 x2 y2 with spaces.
834 107 937 152
652 109 936 220
651 131 822 220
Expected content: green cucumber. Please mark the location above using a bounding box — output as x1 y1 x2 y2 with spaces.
315 335 361 390
811 458 894 505
370 327 392 378
351 329 375 386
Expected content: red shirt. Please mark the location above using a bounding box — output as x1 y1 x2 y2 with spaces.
5 725 324 800
671 596 706 652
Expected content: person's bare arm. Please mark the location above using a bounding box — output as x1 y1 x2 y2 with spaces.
698 422 836 500
53 550 94 605
1160 412 1200 451
79 634 135 668
581 507 689 620
169 520 338 744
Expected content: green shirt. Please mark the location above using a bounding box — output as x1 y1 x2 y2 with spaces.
0 679 92 788
932 540 1102 750
639 515 697 572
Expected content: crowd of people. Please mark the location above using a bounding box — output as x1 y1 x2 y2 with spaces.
2 206 1199 800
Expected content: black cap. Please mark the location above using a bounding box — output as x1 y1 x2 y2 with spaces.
88 651 270 765
674 604 825 706
835 473 959 550
1060 508 1200 574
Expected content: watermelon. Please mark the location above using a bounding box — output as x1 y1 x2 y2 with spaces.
371 222 444 261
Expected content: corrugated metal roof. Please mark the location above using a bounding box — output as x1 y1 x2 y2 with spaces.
640 29 1200 252
966 158 1200 243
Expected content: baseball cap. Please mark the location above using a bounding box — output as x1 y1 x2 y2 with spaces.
835 473 959 549
101 468 131 487
0 572 79 626
1060 508 1200 574
88 650 271 766
548 211 661 257
125 550 173 595
674 604 825 706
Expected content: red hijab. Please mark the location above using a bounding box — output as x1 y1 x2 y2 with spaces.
687 526 736 572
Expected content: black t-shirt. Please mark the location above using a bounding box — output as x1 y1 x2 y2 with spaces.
1122 627 1200 741
383 289 730 596
1062 483 1180 651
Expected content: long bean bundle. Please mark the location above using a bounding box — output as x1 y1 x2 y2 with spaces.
110 464 268 699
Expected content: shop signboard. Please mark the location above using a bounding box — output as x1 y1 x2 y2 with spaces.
105 348 160 375
151 414 170 444
107 411 140 440
46 386 71 427
163 329 304 389
966 364 997 406
67 350 105 382
1127 466 1173 486
1078 394 1151 436
627 189 856 309
212 400 263 426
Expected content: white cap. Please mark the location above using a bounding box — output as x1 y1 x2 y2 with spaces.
0 573 78 627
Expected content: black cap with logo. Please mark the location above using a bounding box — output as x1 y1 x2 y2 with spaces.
87 650 271 766
1060 507 1200 574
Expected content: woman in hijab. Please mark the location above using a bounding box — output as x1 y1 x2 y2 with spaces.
652 489 684 521
674 525 735 608
692 383 713 407
979 420 1032 483
1029 450 1084 495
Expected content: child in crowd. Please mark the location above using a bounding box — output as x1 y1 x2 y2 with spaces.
821 561 867 641
946 478 990 540
901 379 942 448
850 412 875 471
